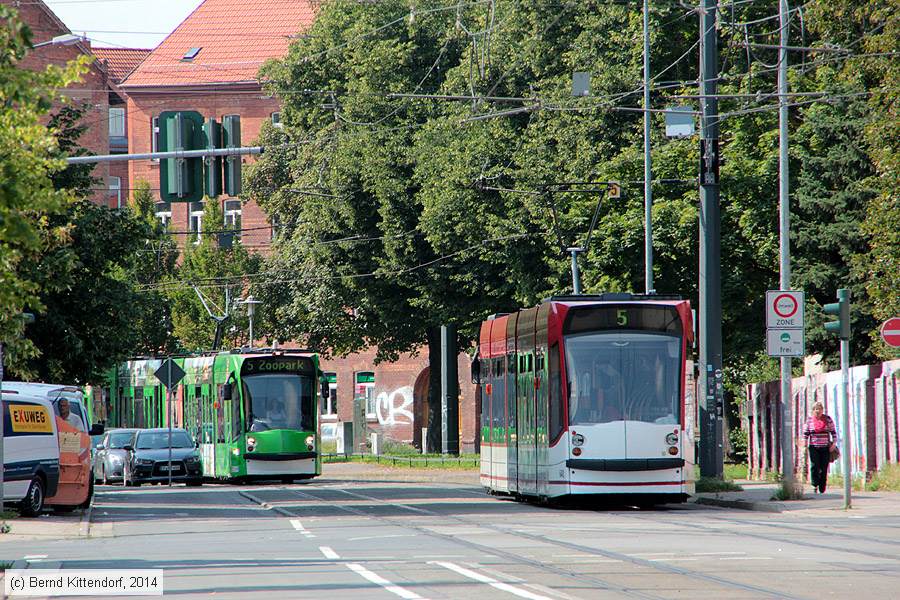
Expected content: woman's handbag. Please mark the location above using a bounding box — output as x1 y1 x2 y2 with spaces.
829 444 841 463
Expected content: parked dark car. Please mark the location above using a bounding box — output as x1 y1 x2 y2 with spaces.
124 428 203 487
93 428 138 484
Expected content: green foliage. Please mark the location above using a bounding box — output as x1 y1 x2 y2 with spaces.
728 427 748 464
165 198 260 351
695 477 743 493
246 0 896 396
47 103 98 198
724 463 748 481
0 5 87 367
865 464 900 492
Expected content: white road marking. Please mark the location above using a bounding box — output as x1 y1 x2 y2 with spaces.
430 561 554 600
349 534 418 541
693 552 745 556
23 555 47 560
649 557 699 562
290 518 316 538
346 563 425 600
719 557 773 561
319 547 340 560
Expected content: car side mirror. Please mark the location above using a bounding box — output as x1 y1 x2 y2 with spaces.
90 423 105 436
123 445 134 452
97 444 106 451
223 383 233 400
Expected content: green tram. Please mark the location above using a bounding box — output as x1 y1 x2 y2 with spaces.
99 350 324 482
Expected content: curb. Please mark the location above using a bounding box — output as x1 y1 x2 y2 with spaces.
78 502 93 538
238 490 295 518
693 496 784 513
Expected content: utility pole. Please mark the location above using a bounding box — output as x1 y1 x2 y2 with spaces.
643 0 654 294
698 0 723 478
777 0 796 492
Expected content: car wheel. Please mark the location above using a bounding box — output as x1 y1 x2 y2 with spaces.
19 476 45 517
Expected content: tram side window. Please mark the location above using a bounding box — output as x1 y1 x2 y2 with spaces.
548 343 564 441
506 354 517 430
492 358 505 439
230 378 241 440
217 391 226 443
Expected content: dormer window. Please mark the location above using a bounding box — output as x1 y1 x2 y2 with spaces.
182 47 202 62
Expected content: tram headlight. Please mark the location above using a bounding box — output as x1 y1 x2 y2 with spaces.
247 437 257 452
571 433 584 447
305 435 315 451
665 432 679 445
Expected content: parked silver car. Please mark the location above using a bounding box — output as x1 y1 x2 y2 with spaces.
93 429 138 485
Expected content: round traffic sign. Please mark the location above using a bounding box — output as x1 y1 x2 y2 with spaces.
881 317 900 348
773 294 799 319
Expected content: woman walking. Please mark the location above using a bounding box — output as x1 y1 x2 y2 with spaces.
803 401 837 493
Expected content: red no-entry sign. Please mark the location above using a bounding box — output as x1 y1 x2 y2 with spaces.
881 317 900 348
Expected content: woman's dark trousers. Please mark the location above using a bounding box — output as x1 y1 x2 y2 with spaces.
808 445 830 492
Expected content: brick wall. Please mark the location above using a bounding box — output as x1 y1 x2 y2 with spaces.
6 0 111 205
317 348 477 452
124 88 279 246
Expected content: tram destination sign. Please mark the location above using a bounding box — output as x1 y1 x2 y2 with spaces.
766 290 805 329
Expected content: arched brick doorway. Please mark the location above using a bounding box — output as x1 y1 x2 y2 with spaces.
412 367 429 451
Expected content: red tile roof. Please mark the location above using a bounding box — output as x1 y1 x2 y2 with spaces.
92 48 150 83
123 0 316 87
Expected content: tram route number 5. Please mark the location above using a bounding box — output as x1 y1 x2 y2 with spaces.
617 310 628 326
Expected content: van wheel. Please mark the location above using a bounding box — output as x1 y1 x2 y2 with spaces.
20 476 45 517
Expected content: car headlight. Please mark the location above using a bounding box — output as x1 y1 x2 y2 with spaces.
185 455 201 463
246 437 256 452
137 458 154 465
305 435 315 451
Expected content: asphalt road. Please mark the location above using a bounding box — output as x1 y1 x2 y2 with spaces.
3 464 900 599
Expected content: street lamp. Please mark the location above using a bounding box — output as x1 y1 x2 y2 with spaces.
235 296 262 349
32 33 86 49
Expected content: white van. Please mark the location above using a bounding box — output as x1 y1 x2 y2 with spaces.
2 391 61 516
2 383 94 433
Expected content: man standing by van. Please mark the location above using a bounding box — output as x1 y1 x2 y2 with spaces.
57 398 84 431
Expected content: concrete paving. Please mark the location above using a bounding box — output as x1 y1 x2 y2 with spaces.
1 465 899 599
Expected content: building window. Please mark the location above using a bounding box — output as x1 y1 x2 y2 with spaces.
108 176 121 209
271 112 283 128
322 372 337 416
189 201 204 244
109 107 125 138
355 372 376 418
151 116 160 162
155 202 172 229
223 199 242 241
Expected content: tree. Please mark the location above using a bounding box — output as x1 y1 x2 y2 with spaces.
166 199 260 351
0 5 86 372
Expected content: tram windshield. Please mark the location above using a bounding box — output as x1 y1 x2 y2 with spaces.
565 333 681 425
243 374 315 432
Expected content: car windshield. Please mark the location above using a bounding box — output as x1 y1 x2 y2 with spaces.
135 431 193 449
242 374 313 432
108 431 135 449
565 332 682 425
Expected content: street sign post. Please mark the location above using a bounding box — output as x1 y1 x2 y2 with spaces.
154 359 185 487
881 317 900 348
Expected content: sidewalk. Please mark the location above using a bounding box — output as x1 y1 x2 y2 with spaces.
0 507 91 544
693 479 900 514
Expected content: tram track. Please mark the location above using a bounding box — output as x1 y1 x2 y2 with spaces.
283 486 667 600
616 509 900 564
269 483 810 600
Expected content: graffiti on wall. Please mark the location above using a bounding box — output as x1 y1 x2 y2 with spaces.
375 386 414 426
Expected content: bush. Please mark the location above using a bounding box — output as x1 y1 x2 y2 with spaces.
728 427 748 463
696 476 743 493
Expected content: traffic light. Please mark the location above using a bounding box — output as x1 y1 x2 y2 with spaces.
159 111 205 202
823 288 851 340
223 115 242 197
203 117 223 198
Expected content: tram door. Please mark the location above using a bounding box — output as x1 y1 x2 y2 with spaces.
506 314 519 493
516 308 538 496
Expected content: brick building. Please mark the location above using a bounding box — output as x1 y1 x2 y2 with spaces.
3 0 120 206
118 0 479 451
92 48 151 208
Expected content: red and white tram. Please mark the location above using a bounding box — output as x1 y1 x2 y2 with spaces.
476 293 695 504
